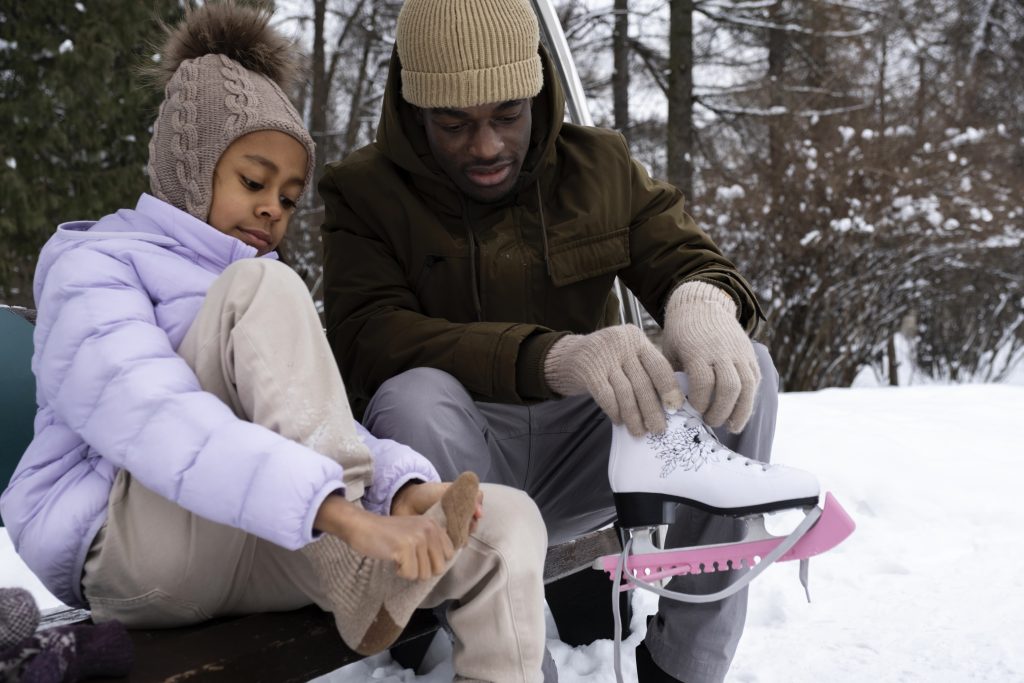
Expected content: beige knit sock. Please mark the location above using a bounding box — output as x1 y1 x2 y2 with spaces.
302 471 480 655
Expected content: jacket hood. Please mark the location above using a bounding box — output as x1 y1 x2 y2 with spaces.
373 45 566 214
34 194 274 300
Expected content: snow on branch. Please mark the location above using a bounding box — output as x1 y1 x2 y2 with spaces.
817 0 884 16
699 0 882 15
694 83 865 103
697 0 776 11
696 100 871 118
694 80 768 97
696 7 875 39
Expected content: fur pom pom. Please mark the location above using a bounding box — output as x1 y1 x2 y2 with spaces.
152 1 300 91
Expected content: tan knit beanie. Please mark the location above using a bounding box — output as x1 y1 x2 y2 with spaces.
147 2 315 222
396 0 543 109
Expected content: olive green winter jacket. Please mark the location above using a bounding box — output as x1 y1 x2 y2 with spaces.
320 49 762 419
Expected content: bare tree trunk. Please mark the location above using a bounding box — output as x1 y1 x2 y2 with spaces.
887 334 899 385
343 6 377 156
667 0 694 201
915 54 926 138
325 0 370 99
767 0 786 202
276 0 330 287
310 0 329 188
612 0 630 144
877 10 888 146
962 0 998 123
953 0 971 117
806 1 828 145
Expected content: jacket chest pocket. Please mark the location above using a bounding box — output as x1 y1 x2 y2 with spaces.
413 253 476 320
415 254 449 291
546 227 630 287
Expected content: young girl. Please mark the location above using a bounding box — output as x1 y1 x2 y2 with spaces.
0 3 549 681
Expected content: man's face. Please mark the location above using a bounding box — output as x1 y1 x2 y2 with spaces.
419 99 533 204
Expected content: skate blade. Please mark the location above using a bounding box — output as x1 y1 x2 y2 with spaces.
612 491 822 528
595 492 855 588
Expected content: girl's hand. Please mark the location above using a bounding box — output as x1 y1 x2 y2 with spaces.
314 495 456 581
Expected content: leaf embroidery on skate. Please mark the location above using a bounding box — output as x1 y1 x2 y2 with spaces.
645 424 716 478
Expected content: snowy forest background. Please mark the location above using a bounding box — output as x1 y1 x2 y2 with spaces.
1 0 1022 391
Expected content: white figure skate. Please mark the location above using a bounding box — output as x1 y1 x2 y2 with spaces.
596 401 856 682
597 400 854 592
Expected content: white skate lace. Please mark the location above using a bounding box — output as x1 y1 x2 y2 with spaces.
610 507 820 683
677 406 769 472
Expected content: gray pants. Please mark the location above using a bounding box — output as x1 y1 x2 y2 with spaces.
363 343 778 683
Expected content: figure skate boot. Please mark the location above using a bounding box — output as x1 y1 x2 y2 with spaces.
598 391 855 683
608 401 820 528
597 399 854 596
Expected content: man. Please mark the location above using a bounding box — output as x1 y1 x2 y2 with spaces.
319 0 778 681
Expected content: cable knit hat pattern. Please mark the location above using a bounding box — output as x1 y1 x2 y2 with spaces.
147 1 315 221
396 0 543 109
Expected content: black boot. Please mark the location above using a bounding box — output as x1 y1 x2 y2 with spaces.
635 638 683 683
544 568 630 646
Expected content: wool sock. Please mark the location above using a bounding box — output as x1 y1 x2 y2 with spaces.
303 471 480 655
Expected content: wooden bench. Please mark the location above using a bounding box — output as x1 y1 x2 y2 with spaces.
1 305 622 682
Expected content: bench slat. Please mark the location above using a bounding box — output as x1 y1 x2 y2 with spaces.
88 607 439 683
543 527 622 583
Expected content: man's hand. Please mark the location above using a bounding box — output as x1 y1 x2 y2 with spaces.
314 495 455 581
544 324 683 436
663 281 761 432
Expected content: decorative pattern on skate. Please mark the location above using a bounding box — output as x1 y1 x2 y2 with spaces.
645 423 717 478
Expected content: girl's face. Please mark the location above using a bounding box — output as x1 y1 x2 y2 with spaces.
207 130 308 256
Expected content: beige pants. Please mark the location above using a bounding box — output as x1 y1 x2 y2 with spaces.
81 259 548 683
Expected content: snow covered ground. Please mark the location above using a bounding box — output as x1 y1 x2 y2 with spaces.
4 381 1023 682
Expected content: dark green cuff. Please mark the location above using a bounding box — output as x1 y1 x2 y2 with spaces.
515 331 568 400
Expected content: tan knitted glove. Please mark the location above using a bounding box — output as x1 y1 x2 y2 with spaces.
663 281 761 433
544 325 684 436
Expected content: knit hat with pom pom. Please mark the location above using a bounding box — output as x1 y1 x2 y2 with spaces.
147 1 315 222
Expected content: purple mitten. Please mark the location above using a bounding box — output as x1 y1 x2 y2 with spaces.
17 628 75 683
66 621 133 679
0 587 41 651
5 620 133 682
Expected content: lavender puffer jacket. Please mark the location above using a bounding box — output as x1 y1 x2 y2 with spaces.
0 194 439 608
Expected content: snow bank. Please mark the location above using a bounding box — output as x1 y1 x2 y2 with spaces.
4 384 1022 682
